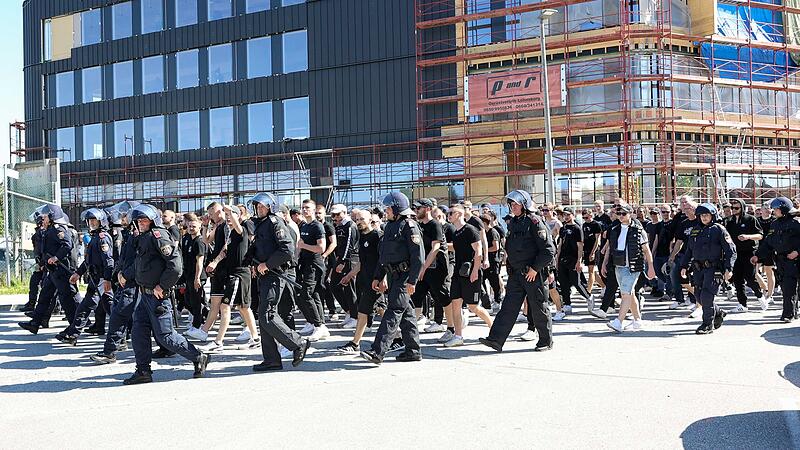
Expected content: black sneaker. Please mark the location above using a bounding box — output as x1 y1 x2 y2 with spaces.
253 361 283 372
359 349 383 365
117 341 129 352
62 335 78 346
292 339 311 367
534 342 553 352
84 325 106 336
396 351 421 362
337 341 359 354
20 302 35 313
123 370 153 385
713 309 726 329
696 324 713 334
193 353 209 378
152 347 176 359
388 339 405 353
478 337 503 352
54 332 67 343
90 352 117 364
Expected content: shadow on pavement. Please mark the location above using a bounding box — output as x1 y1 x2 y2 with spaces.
761 327 800 347
680 410 800 450
780 361 800 390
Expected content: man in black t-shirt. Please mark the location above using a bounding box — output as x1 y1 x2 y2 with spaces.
668 200 699 311
297 199 330 341
316 204 338 318
556 208 594 317
410 199 451 334
651 204 674 300
482 214 504 310
181 213 208 332
581 209 603 292
462 201 490 309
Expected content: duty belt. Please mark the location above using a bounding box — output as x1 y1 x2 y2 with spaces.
384 262 410 274
693 260 720 270
142 287 171 296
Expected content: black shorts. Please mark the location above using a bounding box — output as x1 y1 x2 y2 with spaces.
356 274 384 315
583 250 599 266
210 269 252 306
760 255 774 267
450 273 481 304
412 265 451 308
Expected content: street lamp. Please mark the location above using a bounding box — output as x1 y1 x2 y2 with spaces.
540 8 557 205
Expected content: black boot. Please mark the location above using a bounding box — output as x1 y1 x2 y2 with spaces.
20 302 35 313
18 321 39 334
123 369 153 385
152 347 176 359
292 339 311 367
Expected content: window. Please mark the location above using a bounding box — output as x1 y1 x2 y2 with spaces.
247 0 269 13
282 30 308 73
247 37 271 78
141 0 164 34
56 127 75 162
283 97 309 139
210 107 234 147
55 71 74 107
78 9 103 46
114 120 135 157
176 49 199 88
178 111 200 150
175 49 200 89
142 56 164 94
143 116 166 153
42 19 52 61
83 123 104 159
248 102 273 143
113 61 134 98
208 0 232 21
82 66 103 103
208 43 233 84
282 0 305 5
175 0 198 27
112 2 132 39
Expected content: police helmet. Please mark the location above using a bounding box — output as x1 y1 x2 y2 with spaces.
505 189 535 212
80 208 109 229
30 204 69 225
104 207 123 226
695 203 718 217
382 191 413 217
130 204 163 227
248 193 278 216
770 197 794 215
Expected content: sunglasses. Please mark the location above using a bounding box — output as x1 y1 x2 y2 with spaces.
541 209 550 212
661 210 670 213
731 206 741 210
618 211 630 216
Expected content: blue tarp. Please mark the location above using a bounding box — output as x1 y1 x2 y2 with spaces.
699 0 798 82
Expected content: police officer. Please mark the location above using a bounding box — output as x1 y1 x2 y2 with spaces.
680 203 736 334
87 204 128 335
360 191 425 364
480 189 556 352
55 208 115 345
752 197 800 323
18 205 79 334
724 198 766 312
21 213 46 313
91 202 139 364
123 204 208 385
245 193 310 371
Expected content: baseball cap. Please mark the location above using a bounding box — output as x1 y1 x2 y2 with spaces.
562 207 574 215
330 204 347 215
413 198 434 208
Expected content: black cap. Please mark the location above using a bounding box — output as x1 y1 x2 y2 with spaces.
562 207 574 215
413 198 434 208
289 208 300 215
617 204 634 213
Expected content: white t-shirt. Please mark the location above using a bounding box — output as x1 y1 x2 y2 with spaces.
616 224 629 251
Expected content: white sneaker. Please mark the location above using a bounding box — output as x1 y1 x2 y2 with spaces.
607 318 623 333
201 340 225 353
519 329 537 341
341 317 357 329
491 302 502 315
230 313 244 325
669 300 691 310
553 311 566 321
688 303 697 312
759 296 769 311
587 295 596 312
625 320 643 331
186 327 209 342
417 315 428 326
234 329 252 344
589 308 607 319
443 335 464 347
562 304 573 313
186 312 194 326
766 295 775 305
424 322 446 333
725 289 736 302
299 323 315 336
183 326 197 336
308 325 330 342
516 313 528 323
278 344 293 358
461 309 469 329
437 330 454 343
688 307 702 319
329 313 340 322
238 338 261 350
775 286 782 296
727 304 747 313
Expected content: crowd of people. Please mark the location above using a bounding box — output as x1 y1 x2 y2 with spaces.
14 189 800 384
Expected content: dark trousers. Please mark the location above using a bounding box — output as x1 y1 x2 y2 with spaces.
103 285 137 355
670 259 691 304
257 273 304 365
65 276 113 336
278 276 296 330
653 255 672 295
298 261 325 326
322 263 337 314
557 260 591 305
484 261 502 303
370 271 420 357
693 267 720 327
776 257 799 320
330 265 356 318
732 253 763 306
411 265 450 312
600 261 619 312
28 269 44 306
131 290 201 372
184 279 207 329
488 269 552 348
32 269 78 326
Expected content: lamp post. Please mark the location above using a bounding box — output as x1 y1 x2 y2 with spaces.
540 8 557 205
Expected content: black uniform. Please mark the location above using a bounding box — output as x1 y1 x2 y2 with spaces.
369 216 425 359
131 226 201 374
29 223 79 327
61 228 115 338
484 225 503 304
680 222 736 329
100 229 139 357
757 215 800 320
725 213 764 306
331 218 359 320
756 216 776 266
93 225 126 329
486 212 556 349
245 213 303 367
298 220 326 327
25 227 45 310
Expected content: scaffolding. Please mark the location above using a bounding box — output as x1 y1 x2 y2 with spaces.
415 0 800 207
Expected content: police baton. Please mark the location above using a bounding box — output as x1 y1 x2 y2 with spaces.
44 253 74 274
254 264 302 290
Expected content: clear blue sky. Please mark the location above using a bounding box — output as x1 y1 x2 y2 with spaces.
0 2 24 165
